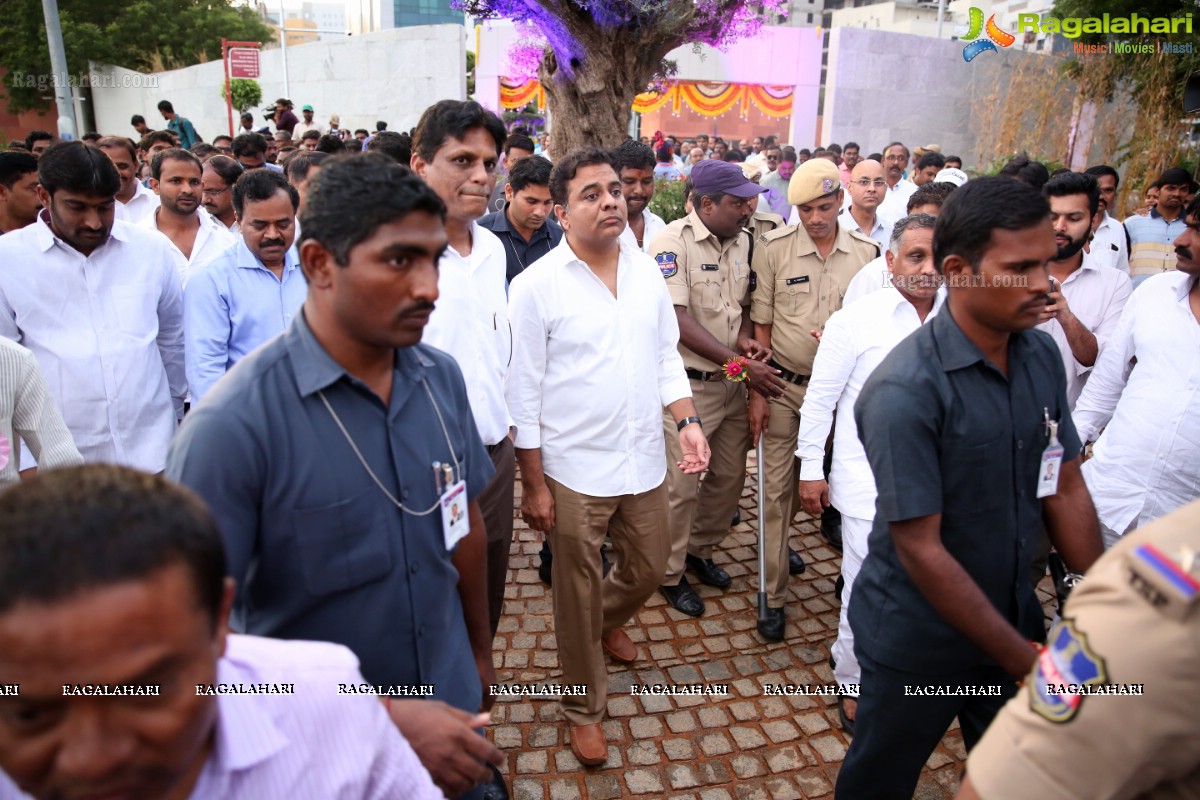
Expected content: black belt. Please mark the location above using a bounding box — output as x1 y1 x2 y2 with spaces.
685 368 721 382
768 359 809 386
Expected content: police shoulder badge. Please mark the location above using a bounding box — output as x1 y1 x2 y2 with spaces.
655 252 678 278
1029 619 1108 723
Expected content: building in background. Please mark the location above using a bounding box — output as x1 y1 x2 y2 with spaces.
348 0 461 34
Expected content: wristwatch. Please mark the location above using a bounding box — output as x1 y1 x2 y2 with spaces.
676 416 702 431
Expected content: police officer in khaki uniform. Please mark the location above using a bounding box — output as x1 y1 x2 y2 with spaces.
749 157 879 641
957 498 1200 800
652 160 789 617
741 162 786 242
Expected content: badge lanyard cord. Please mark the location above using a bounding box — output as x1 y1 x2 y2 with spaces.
317 379 460 517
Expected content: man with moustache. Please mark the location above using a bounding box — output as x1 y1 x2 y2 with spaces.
201 155 242 233
410 105 515 796
840 159 893 248
613 140 666 254
139 149 236 282
842 142 861 172
1125 167 1195 285
749 158 879 642
1073 194 1200 548
478 154 561 284
651 160 787 617
98 136 160 224
835 178 1103 799
183 169 304 402
760 150 795 219
0 142 185 473
1035 172 1131 409
1083 165 1130 273
166 154 504 800
506 148 709 766
798 214 943 734
0 153 41 235
878 142 917 222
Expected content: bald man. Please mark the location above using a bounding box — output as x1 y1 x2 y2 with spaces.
840 160 893 248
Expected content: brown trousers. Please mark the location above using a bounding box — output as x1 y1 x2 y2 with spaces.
761 381 808 606
480 437 516 638
546 477 669 725
662 378 751 585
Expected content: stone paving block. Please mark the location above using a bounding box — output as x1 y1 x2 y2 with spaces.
666 764 702 790
630 715 665 739
735 786 769 800
548 778 582 800
761 719 801 743
729 700 759 721
700 661 733 681
731 726 768 749
493 725 523 749
624 768 665 794
512 778 544 800
664 737 695 760
667 664 702 683
628 740 661 765
697 706 730 729
731 753 768 779
607 696 637 717
764 745 805 774
699 732 733 756
638 693 674 714
554 748 581 772
665 710 698 733
764 777 803 800
810 734 849 763
585 774 623 800
794 771 834 797
516 750 549 774
795 711 832 735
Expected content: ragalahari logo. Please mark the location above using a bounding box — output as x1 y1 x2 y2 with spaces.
962 7 1016 61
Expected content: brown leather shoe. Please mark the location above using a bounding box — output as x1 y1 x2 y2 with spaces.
600 628 637 663
569 722 608 766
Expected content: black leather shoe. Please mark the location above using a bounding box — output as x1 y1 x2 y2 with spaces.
834 573 845 600
822 504 843 551
731 508 741 526
660 577 705 617
758 606 785 641
788 547 806 575
538 542 553 586
686 554 732 588
482 763 510 799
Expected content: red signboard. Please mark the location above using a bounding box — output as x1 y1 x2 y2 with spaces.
229 48 260 79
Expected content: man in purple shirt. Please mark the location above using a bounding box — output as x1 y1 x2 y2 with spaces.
0 465 466 800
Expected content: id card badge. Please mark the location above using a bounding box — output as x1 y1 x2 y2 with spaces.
1036 410 1064 498
440 480 470 550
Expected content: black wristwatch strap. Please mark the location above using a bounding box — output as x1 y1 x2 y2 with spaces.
676 416 702 431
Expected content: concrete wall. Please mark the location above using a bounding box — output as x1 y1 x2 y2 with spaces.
91 24 465 141
822 26 1067 170
475 21 823 147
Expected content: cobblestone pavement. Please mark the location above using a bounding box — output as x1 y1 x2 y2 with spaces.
487 456 1058 800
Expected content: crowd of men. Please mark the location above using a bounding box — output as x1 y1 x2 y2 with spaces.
0 93 1198 800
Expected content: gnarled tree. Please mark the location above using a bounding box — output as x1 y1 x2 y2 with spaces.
457 1 785 154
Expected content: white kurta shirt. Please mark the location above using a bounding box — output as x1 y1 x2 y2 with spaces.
1075 271 1200 534
0 215 186 472
506 237 691 497
422 222 512 447
796 286 944 518
1089 211 1130 273
1035 252 1132 408
115 179 161 225
620 208 667 255
138 207 238 285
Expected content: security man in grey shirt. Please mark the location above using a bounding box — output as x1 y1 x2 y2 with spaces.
835 177 1104 800
166 154 500 800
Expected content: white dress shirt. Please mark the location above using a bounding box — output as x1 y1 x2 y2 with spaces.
1075 271 1200 534
0 215 186 473
620 208 667 254
1089 210 1129 273
422 222 512 446
842 254 891 306
0 337 83 488
1034 252 1131 409
839 206 893 249
506 237 691 497
114 179 161 225
0 635 441 800
138 207 238 285
796 286 944 518
878 179 917 222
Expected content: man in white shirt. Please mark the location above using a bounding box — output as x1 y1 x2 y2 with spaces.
1036 172 1132 409
840 159 893 248
411 101 516 649
613 140 666 254
843 182 957 306
139 148 236 283
878 142 918 222
506 148 710 767
1084 165 1130 273
97 136 160 224
0 142 185 474
0 465 443 800
294 104 322 139
1074 195 1200 548
796 214 942 734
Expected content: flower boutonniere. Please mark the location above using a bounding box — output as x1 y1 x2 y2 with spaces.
722 356 748 382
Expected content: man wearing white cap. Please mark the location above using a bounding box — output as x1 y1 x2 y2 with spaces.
748 157 879 641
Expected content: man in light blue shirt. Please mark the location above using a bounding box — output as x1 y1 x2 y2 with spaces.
184 169 305 402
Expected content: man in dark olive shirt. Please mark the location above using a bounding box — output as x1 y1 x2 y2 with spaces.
835 177 1104 800
167 154 500 800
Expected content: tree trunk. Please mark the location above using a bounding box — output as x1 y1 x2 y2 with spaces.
538 31 659 156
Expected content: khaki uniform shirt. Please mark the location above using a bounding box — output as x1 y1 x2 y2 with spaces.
651 212 751 372
750 222 878 374
967 499 1200 800
748 209 786 244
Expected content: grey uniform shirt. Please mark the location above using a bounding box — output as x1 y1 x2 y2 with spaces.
851 306 1080 673
166 311 494 712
